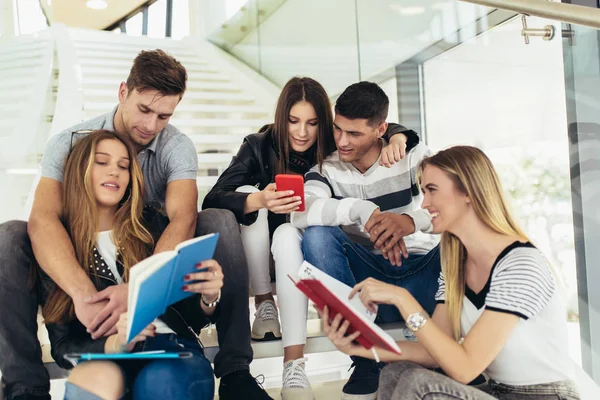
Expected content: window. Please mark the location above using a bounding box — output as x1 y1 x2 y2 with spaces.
148 0 167 38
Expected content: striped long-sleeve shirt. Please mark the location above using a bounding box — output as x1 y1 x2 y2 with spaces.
291 141 439 254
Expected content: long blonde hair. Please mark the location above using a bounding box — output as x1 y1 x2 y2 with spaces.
418 146 529 340
43 130 153 324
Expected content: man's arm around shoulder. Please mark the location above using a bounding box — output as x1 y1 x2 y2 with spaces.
154 179 198 253
28 178 103 327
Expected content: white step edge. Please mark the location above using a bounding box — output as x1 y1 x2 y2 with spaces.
74 43 199 57
83 89 255 101
80 68 228 81
170 118 267 128
83 78 239 91
75 49 209 65
1 58 44 70
197 153 234 164
197 176 219 188
77 58 217 72
83 102 269 115
200 321 407 362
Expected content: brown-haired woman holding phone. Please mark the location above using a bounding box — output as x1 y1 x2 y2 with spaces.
203 76 418 399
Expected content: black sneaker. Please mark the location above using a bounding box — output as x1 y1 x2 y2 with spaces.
218 370 273 400
341 357 382 400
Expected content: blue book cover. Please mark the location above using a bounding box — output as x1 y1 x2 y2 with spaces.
126 233 219 342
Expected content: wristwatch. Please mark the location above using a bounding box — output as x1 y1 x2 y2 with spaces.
201 290 221 308
406 311 428 332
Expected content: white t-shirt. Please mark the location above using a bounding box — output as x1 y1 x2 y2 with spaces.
96 231 175 335
435 241 573 385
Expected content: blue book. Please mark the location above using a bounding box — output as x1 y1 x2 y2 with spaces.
126 233 219 342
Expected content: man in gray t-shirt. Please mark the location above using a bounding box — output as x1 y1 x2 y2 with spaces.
0 50 268 400
41 106 198 208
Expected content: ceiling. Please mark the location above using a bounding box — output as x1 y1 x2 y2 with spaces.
45 0 148 30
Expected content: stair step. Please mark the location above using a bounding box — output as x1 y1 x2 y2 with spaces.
84 102 269 115
83 78 240 92
74 42 198 57
75 49 208 65
0 58 44 70
197 176 218 188
200 321 407 362
78 58 219 73
190 134 247 146
82 89 254 102
0 77 42 90
0 51 47 63
0 42 47 57
198 153 234 164
170 118 267 128
79 67 229 81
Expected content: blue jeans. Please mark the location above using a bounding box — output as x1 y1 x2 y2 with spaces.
64 334 214 400
301 226 441 322
379 361 580 400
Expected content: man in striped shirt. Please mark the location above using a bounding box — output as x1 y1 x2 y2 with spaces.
291 81 441 400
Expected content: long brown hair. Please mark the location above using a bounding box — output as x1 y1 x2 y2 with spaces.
418 146 528 340
272 77 336 174
43 130 153 324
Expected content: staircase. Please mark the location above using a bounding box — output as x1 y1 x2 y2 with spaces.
0 31 54 223
64 27 276 204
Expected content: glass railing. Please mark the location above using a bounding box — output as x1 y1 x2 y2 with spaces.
208 0 512 98
209 0 600 392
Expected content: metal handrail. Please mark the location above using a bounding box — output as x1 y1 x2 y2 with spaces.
460 0 600 30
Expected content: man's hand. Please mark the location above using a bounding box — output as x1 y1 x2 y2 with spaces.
85 284 129 339
73 295 108 329
380 133 407 168
382 239 408 267
365 211 415 251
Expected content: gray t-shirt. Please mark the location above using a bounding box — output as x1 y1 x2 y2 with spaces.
40 106 198 207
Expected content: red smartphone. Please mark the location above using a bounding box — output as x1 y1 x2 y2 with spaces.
275 174 305 212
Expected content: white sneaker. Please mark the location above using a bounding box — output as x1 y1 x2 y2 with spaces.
251 300 282 341
281 358 314 400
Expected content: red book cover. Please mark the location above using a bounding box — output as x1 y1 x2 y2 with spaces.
290 275 402 356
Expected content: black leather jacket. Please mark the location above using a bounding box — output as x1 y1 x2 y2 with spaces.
45 209 211 370
202 123 420 236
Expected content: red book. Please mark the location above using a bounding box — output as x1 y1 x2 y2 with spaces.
289 262 402 356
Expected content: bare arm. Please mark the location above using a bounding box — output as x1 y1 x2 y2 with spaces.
324 303 453 368
154 180 198 253
28 178 104 327
391 289 519 384
28 178 96 298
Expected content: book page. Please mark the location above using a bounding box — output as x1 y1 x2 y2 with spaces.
174 233 216 252
298 262 376 322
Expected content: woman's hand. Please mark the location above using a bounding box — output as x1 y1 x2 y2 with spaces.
380 134 408 167
319 306 362 356
349 278 406 314
261 183 303 214
114 312 156 352
183 259 224 304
